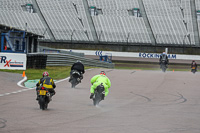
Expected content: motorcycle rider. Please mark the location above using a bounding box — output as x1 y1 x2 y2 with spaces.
191 60 197 71
90 71 111 100
36 71 56 100
69 60 85 82
159 52 169 68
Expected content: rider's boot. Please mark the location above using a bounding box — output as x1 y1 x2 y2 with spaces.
90 93 94 99
36 95 39 100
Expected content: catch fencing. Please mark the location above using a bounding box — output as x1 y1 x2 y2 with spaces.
27 53 114 68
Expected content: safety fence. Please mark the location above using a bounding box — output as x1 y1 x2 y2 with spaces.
27 53 114 69
27 54 47 69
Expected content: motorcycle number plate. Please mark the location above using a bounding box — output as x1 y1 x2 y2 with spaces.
39 90 46 95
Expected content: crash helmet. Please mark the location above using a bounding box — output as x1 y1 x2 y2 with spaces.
77 60 81 63
163 52 166 55
100 71 106 75
192 60 195 62
43 71 49 77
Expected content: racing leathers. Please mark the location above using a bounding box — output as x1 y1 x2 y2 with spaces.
90 74 111 100
191 61 197 71
36 76 56 100
159 54 169 67
69 62 85 81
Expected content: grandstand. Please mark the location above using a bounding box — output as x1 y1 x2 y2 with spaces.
1 0 200 54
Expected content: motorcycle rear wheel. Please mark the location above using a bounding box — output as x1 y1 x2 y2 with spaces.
93 95 101 106
71 78 77 88
39 96 46 110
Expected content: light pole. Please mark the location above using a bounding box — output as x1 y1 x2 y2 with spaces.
98 30 103 42
127 32 130 45
71 29 75 44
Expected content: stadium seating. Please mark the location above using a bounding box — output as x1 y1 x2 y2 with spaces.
0 0 50 39
0 0 32 12
88 0 151 43
0 0 200 45
143 0 194 45
87 0 139 10
36 0 94 41
92 15 151 43
195 0 200 42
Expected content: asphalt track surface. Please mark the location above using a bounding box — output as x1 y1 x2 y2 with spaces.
0 69 200 133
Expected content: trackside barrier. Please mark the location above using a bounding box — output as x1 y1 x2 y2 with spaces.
29 53 114 68
39 46 84 57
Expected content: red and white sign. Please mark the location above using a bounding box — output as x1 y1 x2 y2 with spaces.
0 53 26 70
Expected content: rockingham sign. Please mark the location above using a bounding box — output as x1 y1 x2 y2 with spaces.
139 53 177 59
60 49 200 60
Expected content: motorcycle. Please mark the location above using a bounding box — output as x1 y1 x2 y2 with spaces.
37 86 51 110
191 67 196 74
92 83 105 106
70 70 82 88
160 61 167 72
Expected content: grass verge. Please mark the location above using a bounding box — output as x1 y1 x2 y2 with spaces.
0 63 191 80
0 66 92 80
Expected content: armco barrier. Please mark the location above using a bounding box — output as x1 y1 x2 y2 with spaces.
28 53 114 68
39 46 84 57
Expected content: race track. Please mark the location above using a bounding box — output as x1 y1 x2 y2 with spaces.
0 69 200 133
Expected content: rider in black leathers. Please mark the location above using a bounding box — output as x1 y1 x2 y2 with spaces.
191 60 197 71
159 52 169 68
69 60 85 82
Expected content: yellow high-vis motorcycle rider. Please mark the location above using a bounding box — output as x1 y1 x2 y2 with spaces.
90 71 111 100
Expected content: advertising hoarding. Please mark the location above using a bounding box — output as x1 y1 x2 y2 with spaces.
0 53 26 70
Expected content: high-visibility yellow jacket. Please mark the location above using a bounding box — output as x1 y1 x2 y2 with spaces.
90 74 111 96
37 77 56 89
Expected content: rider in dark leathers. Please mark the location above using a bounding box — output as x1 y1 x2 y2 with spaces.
191 60 197 72
159 52 169 68
69 60 85 82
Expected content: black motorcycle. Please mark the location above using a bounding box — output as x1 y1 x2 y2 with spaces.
37 86 51 110
70 70 82 88
92 83 105 106
191 66 197 74
160 61 167 72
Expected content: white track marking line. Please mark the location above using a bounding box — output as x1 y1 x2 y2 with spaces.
17 76 27 87
0 77 70 97
0 69 93 97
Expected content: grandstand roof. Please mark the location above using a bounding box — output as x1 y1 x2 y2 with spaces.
0 24 44 38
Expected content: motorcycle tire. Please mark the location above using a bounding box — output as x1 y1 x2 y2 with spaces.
45 103 48 109
192 69 196 74
71 78 77 88
161 64 166 72
39 96 46 110
162 67 166 72
93 94 101 106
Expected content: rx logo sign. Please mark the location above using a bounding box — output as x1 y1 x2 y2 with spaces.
4 59 11 67
0 56 12 67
